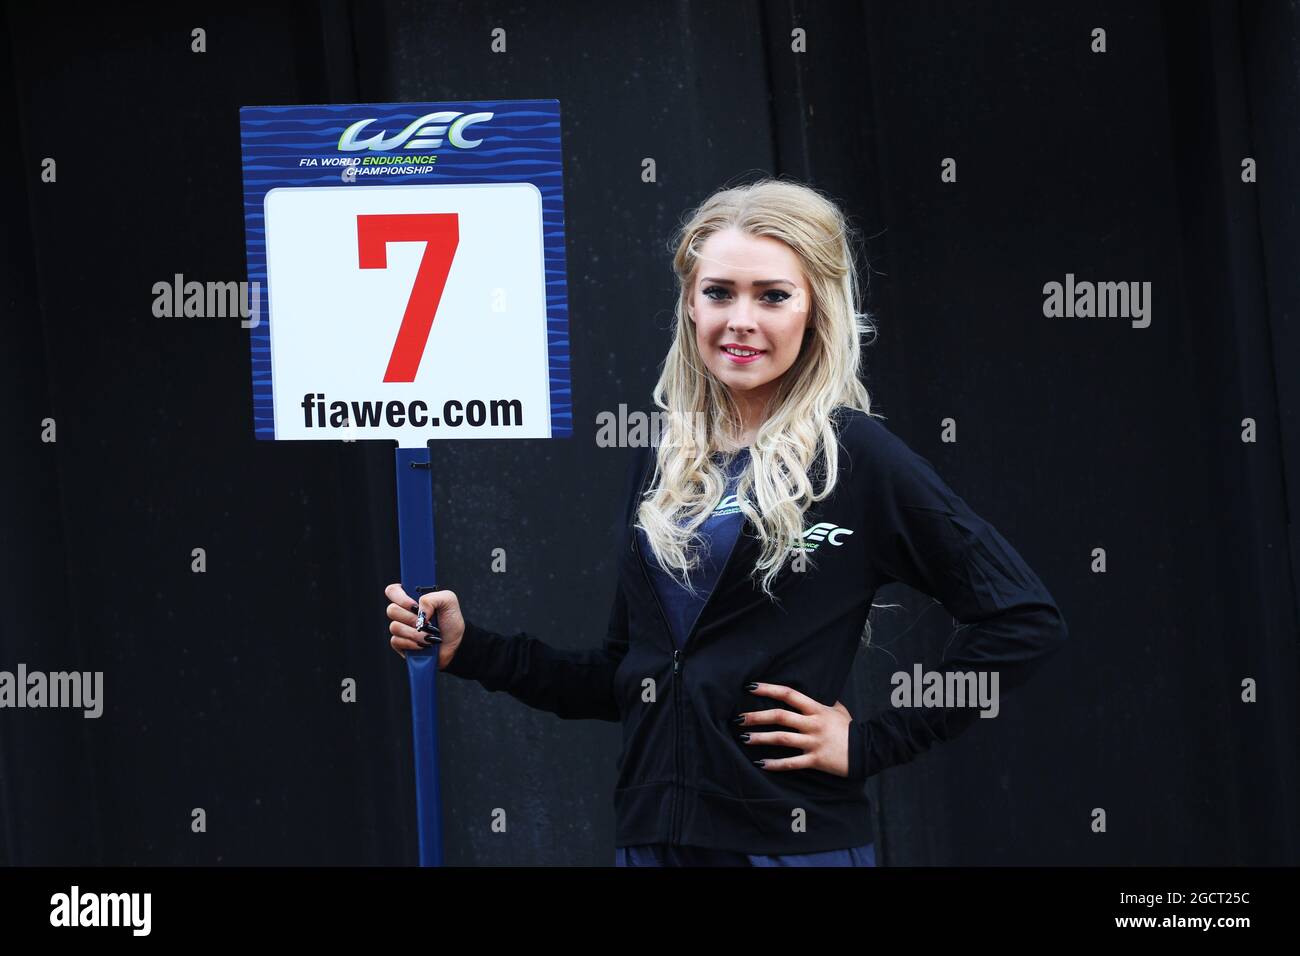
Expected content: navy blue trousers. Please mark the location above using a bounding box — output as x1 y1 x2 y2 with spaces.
616 841 876 867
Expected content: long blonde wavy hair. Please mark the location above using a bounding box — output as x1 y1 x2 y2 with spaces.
636 177 882 601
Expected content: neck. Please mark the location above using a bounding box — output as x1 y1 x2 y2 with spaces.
727 387 772 449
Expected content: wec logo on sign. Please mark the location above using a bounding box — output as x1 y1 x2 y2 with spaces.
338 111 495 152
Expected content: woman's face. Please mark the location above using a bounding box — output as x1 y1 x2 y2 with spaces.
688 227 811 407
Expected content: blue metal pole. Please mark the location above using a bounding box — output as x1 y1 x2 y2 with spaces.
395 444 443 867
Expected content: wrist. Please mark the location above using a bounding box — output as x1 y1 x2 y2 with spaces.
440 618 484 676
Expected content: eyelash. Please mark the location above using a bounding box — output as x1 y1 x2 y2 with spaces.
702 286 791 304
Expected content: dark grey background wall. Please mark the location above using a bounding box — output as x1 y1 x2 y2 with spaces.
2 0 1296 865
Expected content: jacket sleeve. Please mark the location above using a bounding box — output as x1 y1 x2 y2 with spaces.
440 445 650 722
846 417 1069 781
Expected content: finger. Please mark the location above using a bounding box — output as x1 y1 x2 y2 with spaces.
390 620 436 647
747 682 821 714
752 753 818 771
741 730 815 750
418 589 455 617
384 582 419 612
417 590 459 638
390 629 427 649
390 635 419 659
386 602 420 626
735 707 815 731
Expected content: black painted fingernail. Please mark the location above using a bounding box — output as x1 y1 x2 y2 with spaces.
410 604 419 612
740 733 751 742
745 682 758 691
753 759 766 768
731 715 745 725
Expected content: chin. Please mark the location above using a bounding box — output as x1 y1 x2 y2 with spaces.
720 375 766 393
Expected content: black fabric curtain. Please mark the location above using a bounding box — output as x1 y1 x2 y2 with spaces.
2 0 1295 865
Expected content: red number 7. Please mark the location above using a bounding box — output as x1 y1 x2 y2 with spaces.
357 213 460 383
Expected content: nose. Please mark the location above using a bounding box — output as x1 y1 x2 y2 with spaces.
726 297 757 335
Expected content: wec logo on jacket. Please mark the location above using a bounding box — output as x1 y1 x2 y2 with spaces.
792 521 854 552
711 495 854 553
713 494 743 517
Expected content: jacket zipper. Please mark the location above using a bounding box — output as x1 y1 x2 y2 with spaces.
672 522 749 844
635 516 752 846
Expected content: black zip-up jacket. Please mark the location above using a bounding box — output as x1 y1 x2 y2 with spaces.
443 405 1068 853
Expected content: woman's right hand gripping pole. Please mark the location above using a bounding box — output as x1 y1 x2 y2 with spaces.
384 583 466 669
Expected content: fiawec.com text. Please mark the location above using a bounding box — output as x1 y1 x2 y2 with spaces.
299 394 523 429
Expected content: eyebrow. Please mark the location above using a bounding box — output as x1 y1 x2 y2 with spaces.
699 277 796 287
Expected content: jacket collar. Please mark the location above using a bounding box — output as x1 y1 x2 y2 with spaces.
629 441 819 641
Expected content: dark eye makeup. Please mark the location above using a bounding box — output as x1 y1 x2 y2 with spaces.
702 285 792 304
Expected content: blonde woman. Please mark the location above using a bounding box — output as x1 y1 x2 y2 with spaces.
385 178 1068 866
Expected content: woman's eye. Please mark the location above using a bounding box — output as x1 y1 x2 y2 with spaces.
701 286 791 304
